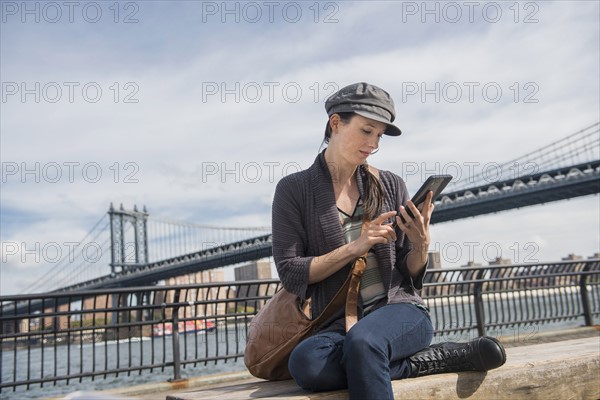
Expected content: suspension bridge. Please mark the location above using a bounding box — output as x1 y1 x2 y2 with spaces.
433 122 600 222
15 122 600 296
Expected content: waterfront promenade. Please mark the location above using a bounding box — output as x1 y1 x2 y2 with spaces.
82 327 600 400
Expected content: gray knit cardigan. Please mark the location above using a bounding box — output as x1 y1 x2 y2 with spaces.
271 149 428 331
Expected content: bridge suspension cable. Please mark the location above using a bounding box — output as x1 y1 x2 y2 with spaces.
24 210 271 293
23 214 112 293
448 122 599 191
146 216 271 263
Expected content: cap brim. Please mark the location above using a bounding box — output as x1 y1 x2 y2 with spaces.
354 110 402 136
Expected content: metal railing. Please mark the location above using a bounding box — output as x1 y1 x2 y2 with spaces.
1 259 598 393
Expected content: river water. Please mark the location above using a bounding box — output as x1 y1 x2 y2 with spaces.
2 325 251 399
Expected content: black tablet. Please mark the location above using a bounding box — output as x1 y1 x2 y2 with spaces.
402 174 452 221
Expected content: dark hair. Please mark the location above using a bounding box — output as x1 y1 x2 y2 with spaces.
323 112 354 143
322 112 384 222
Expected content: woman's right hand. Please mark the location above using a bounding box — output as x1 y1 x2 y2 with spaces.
349 210 398 256
307 210 398 284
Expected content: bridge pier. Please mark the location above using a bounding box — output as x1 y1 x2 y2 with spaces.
108 203 149 275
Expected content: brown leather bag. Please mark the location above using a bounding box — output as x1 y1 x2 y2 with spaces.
244 254 367 380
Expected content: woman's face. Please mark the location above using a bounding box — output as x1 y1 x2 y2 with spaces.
330 113 387 165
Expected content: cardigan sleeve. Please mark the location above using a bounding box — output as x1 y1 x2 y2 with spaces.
392 173 428 290
271 174 314 300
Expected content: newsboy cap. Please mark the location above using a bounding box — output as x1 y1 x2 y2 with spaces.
325 82 402 136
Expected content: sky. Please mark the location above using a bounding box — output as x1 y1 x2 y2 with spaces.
1 0 599 295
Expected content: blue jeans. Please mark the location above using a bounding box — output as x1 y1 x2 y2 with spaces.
288 302 433 400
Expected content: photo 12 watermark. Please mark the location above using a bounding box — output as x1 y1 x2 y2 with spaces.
1 241 105 264
429 240 541 265
399 160 541 188
194 160 540 186
199 161 303 183
1 161 140 184
1 1 140 23
302 240 540 266
200 1 340 23
201 81 340 104
400 1 540 24
400 81 540 104
197 81 539 105
1 82 140 104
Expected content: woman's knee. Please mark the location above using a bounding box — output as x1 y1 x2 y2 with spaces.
342 305 434 363
288 334 347 392
343 327 386 362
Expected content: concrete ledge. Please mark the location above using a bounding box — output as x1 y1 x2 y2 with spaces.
96 370 256 398
86 328 599 400
387 337 599 400
164 336 600 400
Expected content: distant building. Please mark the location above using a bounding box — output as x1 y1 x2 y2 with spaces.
489 257 512 265
558 253 598 286
167 269 225 285
562 253 584 261
162 269 227 322
458 261 482 294
234 259 274 313
234 259 272 281
460 260 482 279
462 261 483 267
428 251 442 269
487 257 513 290
421 252 447 297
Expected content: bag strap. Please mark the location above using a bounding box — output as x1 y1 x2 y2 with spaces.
345 254 367 331
308 249 369 332
312 256 366 327
344 223 369 331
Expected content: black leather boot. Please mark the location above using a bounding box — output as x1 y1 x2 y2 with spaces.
408 336 506 378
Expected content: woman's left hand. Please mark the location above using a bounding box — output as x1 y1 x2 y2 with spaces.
395 190 434 251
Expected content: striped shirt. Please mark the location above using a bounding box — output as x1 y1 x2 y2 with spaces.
338 198 387 312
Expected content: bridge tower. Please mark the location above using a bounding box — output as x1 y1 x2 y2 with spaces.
108 203 149 274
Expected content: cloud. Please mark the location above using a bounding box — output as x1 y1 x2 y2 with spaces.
1 0 598 295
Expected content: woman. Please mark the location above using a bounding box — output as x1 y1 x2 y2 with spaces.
271 82 506 399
